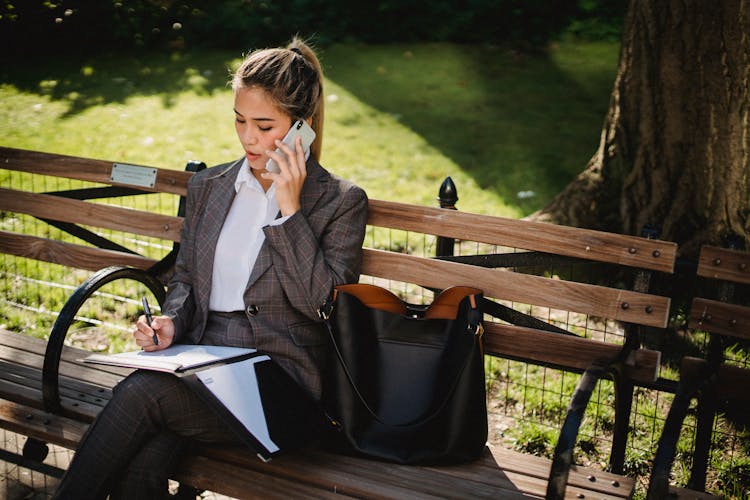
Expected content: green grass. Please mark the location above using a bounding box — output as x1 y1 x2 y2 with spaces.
3 40 747 498
10 38 730 495
0 40 619 217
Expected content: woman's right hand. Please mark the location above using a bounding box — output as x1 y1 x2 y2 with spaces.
134 315 175 351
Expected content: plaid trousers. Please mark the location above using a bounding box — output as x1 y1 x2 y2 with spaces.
53 312 320 499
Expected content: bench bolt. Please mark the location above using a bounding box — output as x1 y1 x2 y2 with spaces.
713 258 722 266
628 247 637 254
587 474 595 482
652 250 661 258
645 305 653 314
621 302 630 310
611 480 620 487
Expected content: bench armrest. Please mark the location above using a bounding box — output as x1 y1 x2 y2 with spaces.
546 363 609 499
42 265 166 413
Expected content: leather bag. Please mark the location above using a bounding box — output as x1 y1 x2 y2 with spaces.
320 283 487 465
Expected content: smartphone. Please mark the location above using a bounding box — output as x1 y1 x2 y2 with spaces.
265 120 316 173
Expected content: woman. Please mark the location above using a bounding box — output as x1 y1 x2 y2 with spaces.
53 37 368 499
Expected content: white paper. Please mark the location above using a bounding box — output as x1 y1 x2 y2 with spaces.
83 344 256 372
195 356 279 454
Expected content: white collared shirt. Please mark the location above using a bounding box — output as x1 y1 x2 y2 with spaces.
209 160 289 311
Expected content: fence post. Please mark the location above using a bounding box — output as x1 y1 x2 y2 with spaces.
435 176 458 257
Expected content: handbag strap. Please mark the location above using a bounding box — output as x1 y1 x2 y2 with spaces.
323 289 483 428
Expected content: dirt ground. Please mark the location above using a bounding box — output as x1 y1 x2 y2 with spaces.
0 428 67 500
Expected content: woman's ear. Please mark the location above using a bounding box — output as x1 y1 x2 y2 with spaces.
305 117 313 127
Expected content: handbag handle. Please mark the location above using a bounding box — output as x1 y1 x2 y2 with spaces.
323 286 483 428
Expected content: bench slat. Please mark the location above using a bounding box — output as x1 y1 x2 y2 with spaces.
367 199 677 273
0 231 157 271
697 246 750 284
178 455 352 499
0 398 86 449
0 187 183 241
200 444 631 499
0 342 123 392
688 298 750 339
0 146 191 196
484 323 661 383
363 248 671 328
680 357 750 403
0 329 131 379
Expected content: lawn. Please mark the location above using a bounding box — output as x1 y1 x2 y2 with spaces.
0 39 619 218
3 41 748 498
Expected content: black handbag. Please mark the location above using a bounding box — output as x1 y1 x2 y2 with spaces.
320 283 487 465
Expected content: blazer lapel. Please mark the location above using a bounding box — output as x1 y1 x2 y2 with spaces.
194 160 242 310
244 159 329 290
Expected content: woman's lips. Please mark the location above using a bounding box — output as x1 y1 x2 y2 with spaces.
246 151 261 162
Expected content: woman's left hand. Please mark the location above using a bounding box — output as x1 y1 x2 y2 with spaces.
262 136 306 216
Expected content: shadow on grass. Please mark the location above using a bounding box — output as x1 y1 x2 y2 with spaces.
1 42 619 215
324 42 617 215
1 49 239 118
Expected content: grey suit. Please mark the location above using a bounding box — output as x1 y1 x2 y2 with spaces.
53 158 367 499
162 156 368 399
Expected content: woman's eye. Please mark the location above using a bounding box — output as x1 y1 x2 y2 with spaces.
235 118 245 124
259 126 272 132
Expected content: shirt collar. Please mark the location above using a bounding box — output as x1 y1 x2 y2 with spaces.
234 158 268 193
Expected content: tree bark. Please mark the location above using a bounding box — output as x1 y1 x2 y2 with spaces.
534 0 749 257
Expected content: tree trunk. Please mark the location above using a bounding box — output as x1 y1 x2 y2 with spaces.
534 0 749 257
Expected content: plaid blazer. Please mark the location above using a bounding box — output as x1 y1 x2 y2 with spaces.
162 157 368 398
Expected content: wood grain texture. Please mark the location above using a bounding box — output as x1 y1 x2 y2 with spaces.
0 188 183 241
362 248 671 328
688 298 750 339
0 399 86 450
0 329 637 499
696 245 750 284
680 357 750 404
483 323 660 383
367 199 677 272
0 231 157 271
0 146 191 196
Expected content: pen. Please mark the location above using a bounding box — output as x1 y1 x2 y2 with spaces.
141 296 159 346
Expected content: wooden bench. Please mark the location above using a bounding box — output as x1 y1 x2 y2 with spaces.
647 245 750 499
0 146 679 498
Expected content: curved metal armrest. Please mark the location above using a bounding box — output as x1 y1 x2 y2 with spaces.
645 381 696 499
42 266 167 413
546 363 609 500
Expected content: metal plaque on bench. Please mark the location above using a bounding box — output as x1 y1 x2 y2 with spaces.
110 163 157 188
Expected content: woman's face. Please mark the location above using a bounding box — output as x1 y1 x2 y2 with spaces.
234 86 292 171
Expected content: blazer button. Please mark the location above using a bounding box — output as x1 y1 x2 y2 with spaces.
246 304 259 316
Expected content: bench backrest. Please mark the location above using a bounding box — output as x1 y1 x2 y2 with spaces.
363 200 676 383
0 146 678 385
682 244 750 395
0 147 192 272
688 245 750 340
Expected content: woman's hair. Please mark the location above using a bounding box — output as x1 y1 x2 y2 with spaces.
232 37 325 161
